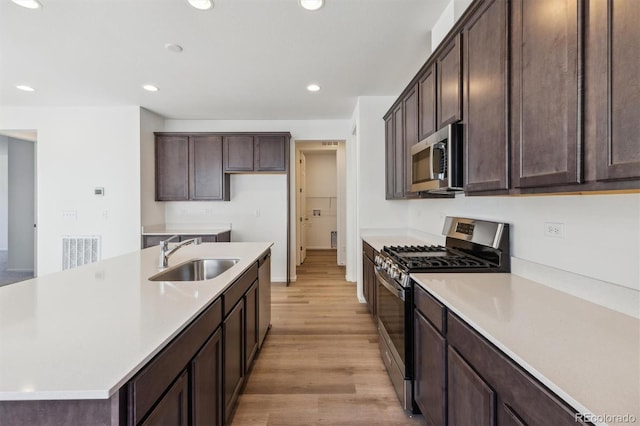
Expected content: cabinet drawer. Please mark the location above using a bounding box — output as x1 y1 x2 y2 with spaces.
129 298 222 424
447 313 585 426
362 241 376 261
223 263 258 317
414 284 446 334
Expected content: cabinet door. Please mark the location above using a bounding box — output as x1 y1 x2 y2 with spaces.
189 135 227 200
448 346 496 426
419 65 437 140
362 254 373 315
414 311 446 426
224 135 254 172
437 34 462 128
463 0 510 193
191 328 223 426
224 300 245 423
141 371 189 426
511 0 582 188
255 135 287 171
156 135 189 201
393 104 405 199
244 281 259 371
403 84 419 197
385 114 395 200
592 0 640 181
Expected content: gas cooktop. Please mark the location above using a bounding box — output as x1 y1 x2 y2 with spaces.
377 217 511 278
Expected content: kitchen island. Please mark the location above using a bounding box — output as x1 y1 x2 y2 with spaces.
0 242 271 425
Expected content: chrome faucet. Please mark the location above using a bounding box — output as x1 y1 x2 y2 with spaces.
159 236 202 268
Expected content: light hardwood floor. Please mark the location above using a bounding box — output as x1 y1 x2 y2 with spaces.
231 250 424 425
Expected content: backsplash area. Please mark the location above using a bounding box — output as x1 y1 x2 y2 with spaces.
407 193 640 315
164 174 288 282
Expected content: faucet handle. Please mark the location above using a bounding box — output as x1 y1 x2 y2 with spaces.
160 235 179 248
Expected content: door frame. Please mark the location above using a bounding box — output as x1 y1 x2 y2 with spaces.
293 140 347 274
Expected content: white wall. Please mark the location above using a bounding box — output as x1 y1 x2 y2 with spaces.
431 0 473 51
7 138 35 271
305 152 337 249
407 194 640 291
350 97 410 299
140 108 166 229
162 119 351 282
0 106 142 276
0 137 7 250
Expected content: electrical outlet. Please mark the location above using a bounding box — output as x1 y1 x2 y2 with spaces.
544 222 565 238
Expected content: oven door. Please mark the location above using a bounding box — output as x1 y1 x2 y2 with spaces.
375 267 413 411
375 267 407 371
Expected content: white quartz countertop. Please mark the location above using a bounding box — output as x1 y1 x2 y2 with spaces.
0 242 271 401
141 224 231 235
411 273 640 426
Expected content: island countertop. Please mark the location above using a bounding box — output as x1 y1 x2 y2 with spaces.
0 242 271 401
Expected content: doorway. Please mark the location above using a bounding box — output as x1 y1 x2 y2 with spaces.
294 140 346 276
0 131 37 286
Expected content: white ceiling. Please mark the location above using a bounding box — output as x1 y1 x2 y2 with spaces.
0 0 449 120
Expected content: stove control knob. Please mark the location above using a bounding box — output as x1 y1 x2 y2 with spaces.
389 266 399 279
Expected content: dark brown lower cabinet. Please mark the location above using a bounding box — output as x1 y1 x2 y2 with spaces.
447 346 496 426
362 242 377 318
245 281 259 371
224 300 245 424
447 312 590 426
141 231 231 249
191 328 223 426
141 371 189 426
413 311 446 426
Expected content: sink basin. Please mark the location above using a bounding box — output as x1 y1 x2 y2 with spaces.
149 258 239 282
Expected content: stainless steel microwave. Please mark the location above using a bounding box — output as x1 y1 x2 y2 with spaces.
410 123 463 193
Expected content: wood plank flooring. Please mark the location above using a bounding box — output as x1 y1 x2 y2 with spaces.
231 250 423 425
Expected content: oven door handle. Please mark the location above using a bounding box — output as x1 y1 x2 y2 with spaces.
374 268 405 301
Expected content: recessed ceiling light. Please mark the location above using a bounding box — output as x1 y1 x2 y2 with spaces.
142 84 159 92
165 43 184 53
300 0 324 11
16 85 35 92
11 0 42 9
187 0 213 10
307 84 321 92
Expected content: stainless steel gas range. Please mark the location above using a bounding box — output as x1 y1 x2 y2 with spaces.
374 217 511 412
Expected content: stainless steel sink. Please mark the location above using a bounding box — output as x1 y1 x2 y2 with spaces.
149 258 239 282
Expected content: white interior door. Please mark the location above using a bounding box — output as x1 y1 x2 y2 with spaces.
299 152 308 263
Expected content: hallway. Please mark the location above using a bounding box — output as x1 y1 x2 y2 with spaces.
231 250 423 425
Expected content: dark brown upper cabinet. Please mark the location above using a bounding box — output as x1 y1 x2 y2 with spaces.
437 33 463 128
189 135 226 200
385 114 395 200
590 0 640 182
255 135 287 172
393 103 405 199
224 134 288 173
155 134 229 201
511 0 583 189
223 135 254 172
419 65 437 140
463 0 510 193
156 135 190 201
384 103 408 200
403 84 419 198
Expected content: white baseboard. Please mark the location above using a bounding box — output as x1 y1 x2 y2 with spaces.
6 268 34 273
